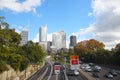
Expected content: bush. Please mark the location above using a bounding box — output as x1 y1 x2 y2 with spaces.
0 60 9 73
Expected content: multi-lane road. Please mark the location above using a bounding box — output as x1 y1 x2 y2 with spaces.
27 56 87 80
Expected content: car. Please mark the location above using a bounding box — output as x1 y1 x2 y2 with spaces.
93 72 100 78
93 68 100 72
66 69 74 76
89 63 94 66
81 66 85 69
85 67 92 72
74 70 79 76
105 73 113 78
95 65 101 70
109 70 117 76
84 64 90 67
79 61 83 64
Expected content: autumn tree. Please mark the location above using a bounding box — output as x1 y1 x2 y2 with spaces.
86 39 105 51
74 39 105 55
74 40 88 56
74 39 105 63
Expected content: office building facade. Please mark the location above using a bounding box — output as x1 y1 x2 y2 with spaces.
39 25 47 42
39 25 47 51
52 30 66 49
20 30 28 46
69 35 77 48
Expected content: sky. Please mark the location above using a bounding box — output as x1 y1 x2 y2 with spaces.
0 0 120 50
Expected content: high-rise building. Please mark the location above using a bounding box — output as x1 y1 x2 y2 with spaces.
69 35 77 48
39 25 47 42
47 41 52 53
20 30 28 46
39 25 47 51
60 31 66 48
52 30 66 49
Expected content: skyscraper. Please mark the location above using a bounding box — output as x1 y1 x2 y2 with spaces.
69 35 77 48
39 25 47 51
39 25 47 42
52 30 66 49
60 31 66 48
20 30 28 46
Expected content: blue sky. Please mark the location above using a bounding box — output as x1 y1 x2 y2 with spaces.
0 0 120 49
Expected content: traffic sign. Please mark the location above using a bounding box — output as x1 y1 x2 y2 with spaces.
70 55 79 60
54 65 60 70
70 55 79 70
71 59 79 65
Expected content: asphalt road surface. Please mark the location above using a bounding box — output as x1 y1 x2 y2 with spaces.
27 57 87 80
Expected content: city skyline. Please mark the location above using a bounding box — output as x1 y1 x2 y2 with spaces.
0 0 120 49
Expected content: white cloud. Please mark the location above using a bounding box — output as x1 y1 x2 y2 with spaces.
12 24 24 34
70 0 120 50
0 0 42 13
91 0 120 49
33 33 39 42
66 40 70 49
88 12 93 17
12 24 29 34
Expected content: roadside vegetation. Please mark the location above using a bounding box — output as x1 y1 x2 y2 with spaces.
0 16 46 73
53 36 120 68
74 39 120 67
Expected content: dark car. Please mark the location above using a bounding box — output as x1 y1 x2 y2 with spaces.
93 72 100 78
66 69 74 76
93 68 100 72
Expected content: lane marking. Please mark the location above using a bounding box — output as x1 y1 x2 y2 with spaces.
64 68 68 80
56 74 58 80
37 67 48 80
47 59 53 80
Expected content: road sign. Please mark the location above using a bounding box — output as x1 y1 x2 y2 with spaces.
54 65 60 70
71 59 79 65
70 55 79 60
70 55 79 70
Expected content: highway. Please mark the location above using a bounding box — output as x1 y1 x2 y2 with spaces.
27 57 87 80
27 62 51 80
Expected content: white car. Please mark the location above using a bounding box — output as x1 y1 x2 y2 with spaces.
85 67 92 72
74 70 79 76
105 73 113 78
95 65 101 70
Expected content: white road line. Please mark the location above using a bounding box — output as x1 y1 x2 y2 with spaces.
64 68 68 80
56 74 58 80
37 67 48 80
47 60 53 80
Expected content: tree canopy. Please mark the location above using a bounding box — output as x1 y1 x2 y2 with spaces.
0 16 46 73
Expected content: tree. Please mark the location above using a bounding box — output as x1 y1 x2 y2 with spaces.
112 43 120 66
74 39 105 58
0 16 21 53
115 43 120 50
19 41 46 64
74 41 88 56
86 39 105 51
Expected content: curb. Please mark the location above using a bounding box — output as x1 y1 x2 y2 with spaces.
79 69 96 80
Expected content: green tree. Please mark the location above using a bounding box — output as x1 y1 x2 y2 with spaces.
0 16 21 54
19 41 46 64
